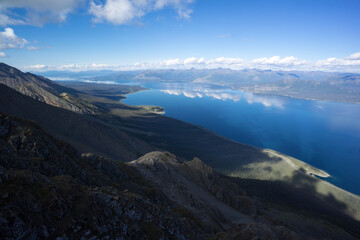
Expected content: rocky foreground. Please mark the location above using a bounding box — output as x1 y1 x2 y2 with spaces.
1 112 359 239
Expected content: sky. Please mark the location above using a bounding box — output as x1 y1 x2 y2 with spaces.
0 0 360 72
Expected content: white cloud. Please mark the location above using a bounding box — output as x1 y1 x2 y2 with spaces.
0 12 25 26
345 52 360 61
0 0 83 26
27 46 40 50
315 56 360 72
252 56 307 66
158 57 243 68
208 57 244 66
23 63 120 72
23 52 360 73
0 0 194 26
89 0 140 25
0 51 6 57
160 58 182 66
27 64 46 69
89 0 194 25
184 57 204 64
0 28 28 50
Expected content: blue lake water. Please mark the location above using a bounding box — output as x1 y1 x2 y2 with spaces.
122 82 360 195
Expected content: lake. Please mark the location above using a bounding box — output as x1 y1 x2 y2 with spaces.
122 82 360 195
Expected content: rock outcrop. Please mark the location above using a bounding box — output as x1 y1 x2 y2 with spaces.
130 152 257 232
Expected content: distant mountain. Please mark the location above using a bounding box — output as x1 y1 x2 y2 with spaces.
240 78 360 103
74 67 358 83
33 69 118 79
47 68 360 103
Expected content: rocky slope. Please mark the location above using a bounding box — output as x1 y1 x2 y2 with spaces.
0 112 209 239
0 84 155 161
2 113 358 239
0 63 98 114
0 112 294 239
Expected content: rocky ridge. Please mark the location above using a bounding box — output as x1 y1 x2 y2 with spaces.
0 63 98 114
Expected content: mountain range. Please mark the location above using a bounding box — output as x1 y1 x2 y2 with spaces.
1 62 360 239
39 68 360 103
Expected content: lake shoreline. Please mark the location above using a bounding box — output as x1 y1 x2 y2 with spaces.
121 84 360 195
122 87 333 180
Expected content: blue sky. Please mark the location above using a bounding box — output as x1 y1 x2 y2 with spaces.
0 0 360 72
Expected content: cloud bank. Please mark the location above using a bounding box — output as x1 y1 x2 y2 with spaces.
23 52 360 73
90 0 194 24
0 0 194 26
0 0 83 26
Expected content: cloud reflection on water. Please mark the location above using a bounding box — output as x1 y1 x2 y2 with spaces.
160 87 285 108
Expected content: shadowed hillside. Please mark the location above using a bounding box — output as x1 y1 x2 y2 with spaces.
0 84 155 161
1 64 360 239
0 113 359 239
